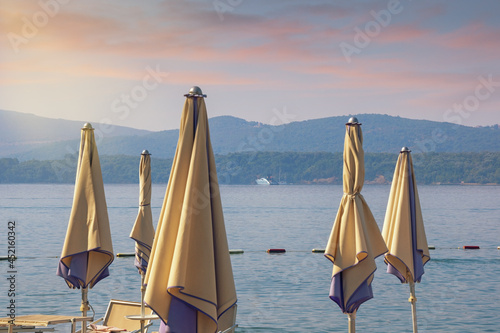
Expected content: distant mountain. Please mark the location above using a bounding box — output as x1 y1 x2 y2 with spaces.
0 109 152 158
1 110 499 161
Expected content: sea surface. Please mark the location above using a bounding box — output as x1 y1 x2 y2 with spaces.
1 184 499 332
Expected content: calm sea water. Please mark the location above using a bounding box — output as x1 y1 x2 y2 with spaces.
1 184 499 332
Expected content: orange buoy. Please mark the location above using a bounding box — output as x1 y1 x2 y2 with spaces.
462 245 480 250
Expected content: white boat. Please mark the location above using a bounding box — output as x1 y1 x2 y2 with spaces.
255 178 271 185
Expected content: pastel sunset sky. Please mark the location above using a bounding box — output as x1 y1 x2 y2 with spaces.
1 0 500 131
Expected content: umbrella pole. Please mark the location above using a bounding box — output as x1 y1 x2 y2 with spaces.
348 311 356 333
140 272 146 333
81 287 89 333
409 279 418 333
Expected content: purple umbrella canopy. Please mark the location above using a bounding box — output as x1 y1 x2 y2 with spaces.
382 148 430 333
324 118 387 332
57 123 113 289
144 87 237 333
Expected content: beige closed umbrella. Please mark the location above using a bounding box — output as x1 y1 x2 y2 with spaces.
129 150 155 333
324 117 387 333
144 87 237 333
382 147 430 333
56 123 114 331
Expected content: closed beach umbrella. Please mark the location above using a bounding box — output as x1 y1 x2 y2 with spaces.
130 150 155 332
382 147 430 333
56 123 114 329
324 117 387 333
130 150 154 275
144 86 237 333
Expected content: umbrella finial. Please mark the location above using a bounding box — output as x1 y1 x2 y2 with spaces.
142 150 151 155
346 117 361 125
184 86 207 98
401 146 411 153
82 123 93 130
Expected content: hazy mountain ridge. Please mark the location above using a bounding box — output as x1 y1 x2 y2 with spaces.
0 109 152 157
1 110 499 161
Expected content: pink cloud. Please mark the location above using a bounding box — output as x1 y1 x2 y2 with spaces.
164 70 266 86
2 1 500 124
376 24 429 44
437 22 500 52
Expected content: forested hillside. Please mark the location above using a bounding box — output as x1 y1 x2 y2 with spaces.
1 152 498 185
